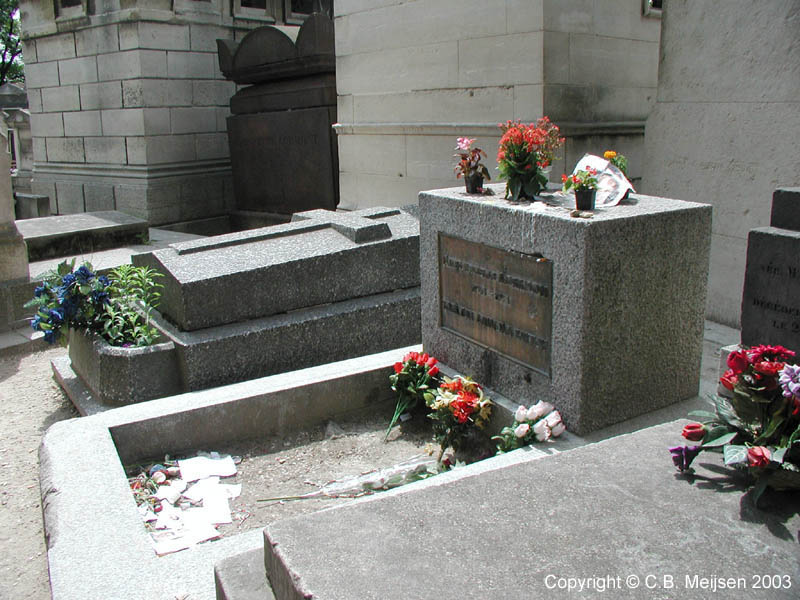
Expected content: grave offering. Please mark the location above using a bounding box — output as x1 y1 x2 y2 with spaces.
62 206 421 407
420 184 712 435
741 188 800 350
217 11 338 214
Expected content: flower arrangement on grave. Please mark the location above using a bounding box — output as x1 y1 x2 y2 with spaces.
26 259 164 347
561 166 599 192
426 376 492 460
454 137 491 194
496 117 564 202
603 150 628 177
669 344 800 503
386 350 441 440
493 400 566 453
561 164 600 211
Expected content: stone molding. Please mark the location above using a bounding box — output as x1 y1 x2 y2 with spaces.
32 158 231 181
333 121 646 137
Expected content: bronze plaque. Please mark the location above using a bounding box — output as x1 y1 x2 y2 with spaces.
438 234 552 375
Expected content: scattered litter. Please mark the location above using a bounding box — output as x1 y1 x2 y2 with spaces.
126 452 239 556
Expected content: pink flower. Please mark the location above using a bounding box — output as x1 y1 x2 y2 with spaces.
527 401 553 422
456 137 475 151
532 419 550 442
550 422 566 437
514 405 529 422
543 411 563 429
514 423 530 438
747 446 771 467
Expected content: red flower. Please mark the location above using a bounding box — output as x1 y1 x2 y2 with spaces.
726 350 749 374
393 362 403 374
403 351 418 362
753 361 785 377
426 356 437 367
681 422 706 441
747 446 771 467
441 379 463 393
791 397 800 417
720 369 738 391
451 399 472 424
749 344 796 364
418 353 429 365
428 365 439 377
561 174 568 183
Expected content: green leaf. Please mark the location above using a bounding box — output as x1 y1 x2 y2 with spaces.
723 444 748 465
771 447 787 464
703 430 738 448
755 412 784 445
509 178 522 202
687 410 718 421
713 395 744 429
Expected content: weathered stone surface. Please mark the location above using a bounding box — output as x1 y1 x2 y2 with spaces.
226 106 338 214
14 193 51 219
135 207 417 331
15 210 148 261
68 329 182 406
263 421 800 600
215 548 274 600
420 185 711 435
741 227 800 350
229 74 336 115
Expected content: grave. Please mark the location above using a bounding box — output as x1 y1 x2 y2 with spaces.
741 187 800 349
15 211 149 262
419 184 712 435
218 11 338 215
58 206 421 408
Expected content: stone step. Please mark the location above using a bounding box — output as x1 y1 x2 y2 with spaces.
258 421 799 600
16 210 149 261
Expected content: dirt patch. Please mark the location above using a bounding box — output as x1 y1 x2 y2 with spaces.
127 409 439 540
0 346 77 600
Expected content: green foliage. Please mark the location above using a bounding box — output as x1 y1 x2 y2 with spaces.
0 0 23 85
102 264 164 347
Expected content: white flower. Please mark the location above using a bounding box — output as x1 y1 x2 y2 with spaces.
544 410 563 428
514 423 530 438
527 400 554 422
550 422 566 437
514 405 529 422
532 419 550 442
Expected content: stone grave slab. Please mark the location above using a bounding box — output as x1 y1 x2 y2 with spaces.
64 207 420 405
15 210 148 261
133 207 419 331
419 185 712 435
262 421 799 600
741 188 800 349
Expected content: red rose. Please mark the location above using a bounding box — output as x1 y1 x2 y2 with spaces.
747 446 771 467
393 362 403 374
753 361 784 377
426 356 438 367
727 350 749 374
720 369 738 391
427 365 439 377
403 351 418 362
418 353 429 365
681 422 706 442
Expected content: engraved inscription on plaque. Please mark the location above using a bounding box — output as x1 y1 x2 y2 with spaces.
438 234 552 375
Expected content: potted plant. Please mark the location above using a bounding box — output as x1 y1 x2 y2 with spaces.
561 165 599 210
454 137 491 194
497 117 564 202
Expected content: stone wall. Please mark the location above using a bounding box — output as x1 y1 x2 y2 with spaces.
641 0 800 327
333 0 660 209
18 0 313 225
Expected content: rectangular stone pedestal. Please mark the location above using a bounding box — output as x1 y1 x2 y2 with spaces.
420 185 711 435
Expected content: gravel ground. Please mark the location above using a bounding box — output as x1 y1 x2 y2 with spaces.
0 346 77 600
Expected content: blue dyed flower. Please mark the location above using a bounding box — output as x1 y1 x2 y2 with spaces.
43 329 56 344
98 275 110 287
75 265 94 284
31 314 42 330
33 285 47 298
668 445 701 472
91 290 109 305
61 273 76 289
48 307 65 325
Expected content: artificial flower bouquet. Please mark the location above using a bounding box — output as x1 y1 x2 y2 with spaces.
497 117 564 202
493 400 566 452
669 344 800 502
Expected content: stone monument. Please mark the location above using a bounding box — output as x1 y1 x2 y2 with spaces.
419 184 711 435
217 10 338 215
741 187 800 350
64 206 421 406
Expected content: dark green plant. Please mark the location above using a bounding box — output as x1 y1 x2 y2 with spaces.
102 264 163 347
0 0 23 85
